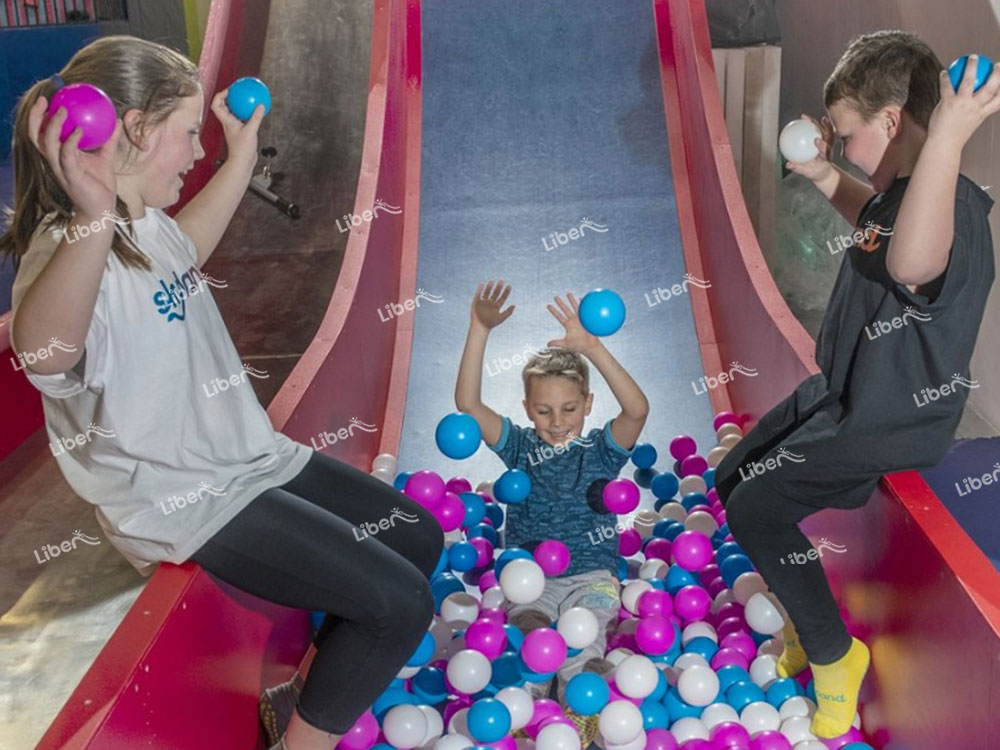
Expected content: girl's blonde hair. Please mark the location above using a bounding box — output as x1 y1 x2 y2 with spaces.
0 35 201 272
522 347 590 397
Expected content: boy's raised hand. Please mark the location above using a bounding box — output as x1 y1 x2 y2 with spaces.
547 292 601 354
929 56 1000 150
784 114 837 183
471 279 515 330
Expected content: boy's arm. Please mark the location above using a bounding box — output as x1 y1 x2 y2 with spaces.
812 164 877 226
455 320 504 446
582 341 649 450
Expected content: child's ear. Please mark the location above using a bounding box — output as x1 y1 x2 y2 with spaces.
121 108 149 151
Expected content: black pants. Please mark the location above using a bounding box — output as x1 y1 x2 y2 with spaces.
713 400 853 665
190 451 444 734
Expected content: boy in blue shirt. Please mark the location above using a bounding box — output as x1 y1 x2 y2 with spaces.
455 280 649 706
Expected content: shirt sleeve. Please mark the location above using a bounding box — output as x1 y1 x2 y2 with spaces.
486 415 527 469
9 220 110 399
595 418 634 475
161 209 199 266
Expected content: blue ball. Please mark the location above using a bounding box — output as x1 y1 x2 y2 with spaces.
703 467 716 489
649 669 669 701
665 563 698 593
617 555 629 580
716 664 751 693
726 680 766 712
493 469 531 503
662 522 686 542
467 523 498 546
309 610 326 632
579 288 626 336
949 54 994 92
435 412 482 459
489 652 524 688
840 744 876 750
765 677 799 708
484 503 505 528
460 492 487 526
393 471 412 491
631 442 658 469
467 698 511 743
226 76 271 121
652 519 674 538
448 541 479 572
430 572 465 611
406 630 435 667
648 578 666 591
372 686 415 720
495 547 533 578
716 541 744 565
412 667 448 704
720 553 755 588
633 467 656 489
683 636 719 662
681 492 708 511
565 671 610 715
664 686 701 721
640 698 670 730
650 472 679 500
806 678 816 703
502 623 525 653
517 653 555 682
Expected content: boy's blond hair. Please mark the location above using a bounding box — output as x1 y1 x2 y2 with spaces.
522 347 589 398
824 30 943 130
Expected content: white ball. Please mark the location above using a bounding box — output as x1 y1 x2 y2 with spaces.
711 589 736 614
397 665 421 679
684 510 718 536
372 452 398 470
446 649 492 694
779 119 821 163
417 704 445 747
447 708 471 737
371 466 396 484
658 502 687 523
669 717 709 744
440 592 480 628
779 696 817 720
792 743 827 750
679 475 707 496
602 729 646 750
614 655 659 699
780 715 816 745
681 622 718 645
616 618 639 637
383 704 430 749
496 686 535 731
621 581 653 614
475 481 494 498
699 702 740 729
716 423 742 441
632 510 660 538
536 720 581 750
749 654 779 687
557 607 600 650
745 592 785 635
598 700 644 745
430 616 454 652
515 739 536 750
719 433 741 449
706 446 730 468
433 734 473 750
639 559 668 581
604 648 636 668
481 585 506 610
499 559 546 605
677 665 720 706
439 635 467 661
733 572 769 606
740 700 781 735
757 637 784 659
672 653 709 670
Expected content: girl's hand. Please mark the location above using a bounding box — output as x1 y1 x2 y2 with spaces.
547 292 601 354
471 280 515 329
28 96 122 218
784 114 837 183
211 88 265 166
927 57 1000 151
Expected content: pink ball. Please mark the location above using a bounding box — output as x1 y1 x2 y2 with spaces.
716 602 745 624
525 699 564 739
335 710 379 750
710 646 749 671
404 470 446 508
710 721 751 750
706 488 719 503
672 530 714 571
479 492 494 503
669 435 697 461
677 740 713 750
478 570 498 592
469 536 494 568
534 540 571 576
607 676 643 706
480 516 495 527
619 529 642 556
442 695 472 723
603 478 641 513
433 491 466 532
521 628 567 673
48 83 117 150
538 716 575 732
674 585 711 621
716 617 746 640
446 477 473 494
637 589 674 618
608 632 635 652
707 576 727 598
635 614 675 655
721 632 755 662
820 727 864 749
644 538 673 562
644 728 679 750
699 564 721 587
465 618 507 660
680 454 709 478
484 736 517 750
713 412 739 431
479 608 507 625
716 510 727 525
749 731 792 750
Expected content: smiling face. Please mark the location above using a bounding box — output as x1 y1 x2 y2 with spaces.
523 375 594 446
827 99 903 193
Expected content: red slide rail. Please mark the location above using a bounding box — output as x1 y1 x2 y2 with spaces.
654 1 1000 747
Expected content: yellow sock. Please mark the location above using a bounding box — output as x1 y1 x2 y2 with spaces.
809 637 870 738
776 619 808 678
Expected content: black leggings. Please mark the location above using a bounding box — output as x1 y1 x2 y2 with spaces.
713 403 853 665
190 451 444 734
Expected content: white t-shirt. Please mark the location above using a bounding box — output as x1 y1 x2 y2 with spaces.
10 209 313 577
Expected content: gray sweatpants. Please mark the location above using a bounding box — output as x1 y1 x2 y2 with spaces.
506 568 620 705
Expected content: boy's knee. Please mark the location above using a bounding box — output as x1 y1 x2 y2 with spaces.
509 609 551 632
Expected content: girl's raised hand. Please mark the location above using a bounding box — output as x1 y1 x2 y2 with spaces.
211 88 265 166
547 292 601 354
28 95 122 218
471 280 515 329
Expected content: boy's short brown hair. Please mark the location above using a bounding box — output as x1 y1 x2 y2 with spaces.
824 30 943 129
522 347 590 398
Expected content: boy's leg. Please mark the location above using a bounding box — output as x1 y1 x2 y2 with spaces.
507 576 567 700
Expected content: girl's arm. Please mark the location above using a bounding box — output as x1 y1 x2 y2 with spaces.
175 90 264 267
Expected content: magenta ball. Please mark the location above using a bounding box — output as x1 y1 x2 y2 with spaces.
484 736 517 750
465 618 507 660
669 435 697 461
533 540 571 576
637 589 673 618
48 83 117 150
479 607 507 625
750 731 792 750
644 728 679 750
680 454 709 477
446 477 472 494
335 710 379 750
721 632 756 662
710 646 750 671
678 740 713 750
710 721 751 750
469 537 494 568
674 585 711 621
707 576 727 598
539 716 576 732
644 538 673 562
443 696 471 724
603 478 641 513
672 530 714 571
713 412 739 431
521 628 567 673
479 570 497 592
607 677 643 706
525 699 564 739
433 491 466 531
619 529 642 556
635 614 676 655
716 603 745 626
717 617 746 640
819 728 864 749
706 487 719 502
699 564 721 587
404 470 446 508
